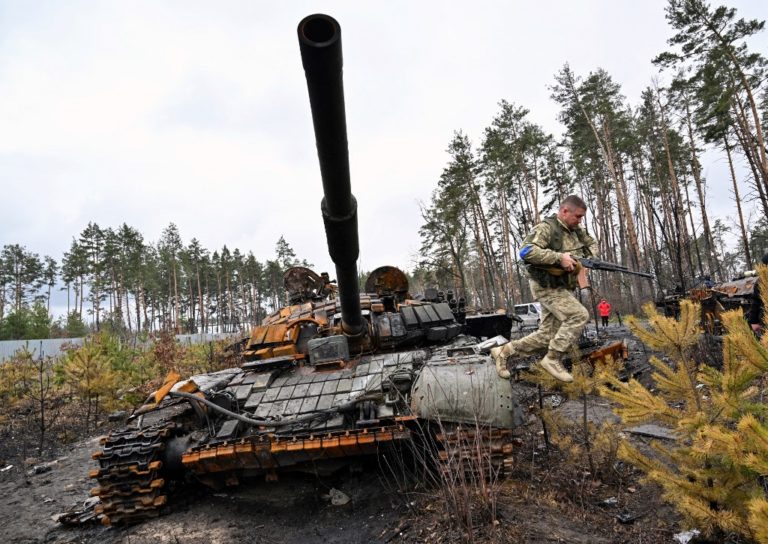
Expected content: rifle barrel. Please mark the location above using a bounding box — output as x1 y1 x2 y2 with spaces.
579 258 654 279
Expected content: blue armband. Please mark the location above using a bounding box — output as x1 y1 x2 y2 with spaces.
519 245 533 259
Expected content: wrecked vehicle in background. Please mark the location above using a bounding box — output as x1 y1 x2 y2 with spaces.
656 274 758 335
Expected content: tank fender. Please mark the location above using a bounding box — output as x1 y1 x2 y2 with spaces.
410 359 525 428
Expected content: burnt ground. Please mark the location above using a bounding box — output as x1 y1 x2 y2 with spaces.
0 326 691 544
0 426 683 544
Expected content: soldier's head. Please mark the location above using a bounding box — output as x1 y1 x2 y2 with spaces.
762 253 768 266
558 195 587 229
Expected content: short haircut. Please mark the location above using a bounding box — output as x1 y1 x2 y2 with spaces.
561 194 587 211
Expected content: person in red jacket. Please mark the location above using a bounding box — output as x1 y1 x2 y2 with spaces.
597 299 611 327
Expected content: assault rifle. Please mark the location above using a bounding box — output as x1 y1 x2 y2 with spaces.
540 257 654 281
575 258 653 279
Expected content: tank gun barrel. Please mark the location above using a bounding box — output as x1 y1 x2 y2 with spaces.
297 14 364 337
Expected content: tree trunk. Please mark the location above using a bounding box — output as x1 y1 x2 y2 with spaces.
604 132 644 299
656 89 696 284
683 98 721 279
651 149 686 290
724 134 752 267
634 158 662 280
704 16 768 186
467 208 491 308
682 173 705 279
172 260 180 333
468 179 503 307
499 187 517 306
732 105 768 218
226 275 235 333
216 273 222 333
78 275 84 320
123 275 132 333
205 274 211 334
187 276 194 333
197 264 204 333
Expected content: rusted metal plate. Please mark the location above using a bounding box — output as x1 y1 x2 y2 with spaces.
247 326 269 348
364 266 409 299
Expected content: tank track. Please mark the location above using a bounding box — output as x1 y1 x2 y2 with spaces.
435 425 514 482
90 421 174 526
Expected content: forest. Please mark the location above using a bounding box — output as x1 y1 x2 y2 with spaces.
0 0 766 340
413 0 768 314
0 227 310 340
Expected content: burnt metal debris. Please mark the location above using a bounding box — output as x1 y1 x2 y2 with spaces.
656 274 758 335
74 14 633 527
79 14 525 527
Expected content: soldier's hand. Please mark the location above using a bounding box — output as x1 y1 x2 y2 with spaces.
560 253 577 272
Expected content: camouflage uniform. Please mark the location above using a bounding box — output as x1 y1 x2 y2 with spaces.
512 215 597 356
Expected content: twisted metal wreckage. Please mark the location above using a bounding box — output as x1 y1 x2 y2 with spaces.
61 14 630 527
655 274 759 335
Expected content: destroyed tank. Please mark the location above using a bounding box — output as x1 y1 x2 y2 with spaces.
84 14 524 526
656 274 758 335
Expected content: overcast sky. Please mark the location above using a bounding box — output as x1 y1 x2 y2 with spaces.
1 0 766 297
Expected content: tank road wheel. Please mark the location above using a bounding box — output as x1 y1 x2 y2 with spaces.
434 424 514 483
89 422 175 526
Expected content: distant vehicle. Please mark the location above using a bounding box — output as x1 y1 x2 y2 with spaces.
513 303 542 330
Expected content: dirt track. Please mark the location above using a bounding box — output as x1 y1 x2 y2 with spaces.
1 436 409 544
0 407 681 544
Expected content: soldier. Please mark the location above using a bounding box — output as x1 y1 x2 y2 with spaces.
491 195 597 382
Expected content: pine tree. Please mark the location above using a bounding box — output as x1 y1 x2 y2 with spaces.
158 223 184 333
655 0 768 192
598 272 768 541
275 236 297 269
184 238 208 333
61 239 89 320
59 338 119 431
552 65 648 303
78 223 107 330
418 187 469 300
0 244 44 313
117 223 145 333
42 256 58 314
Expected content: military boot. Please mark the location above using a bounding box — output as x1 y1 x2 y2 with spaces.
490 342 516 379
539 350 573 383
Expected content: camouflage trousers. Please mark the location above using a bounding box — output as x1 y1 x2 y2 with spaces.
512 281 589 356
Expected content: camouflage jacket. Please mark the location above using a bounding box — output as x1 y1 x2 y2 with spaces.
519 215 597 289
